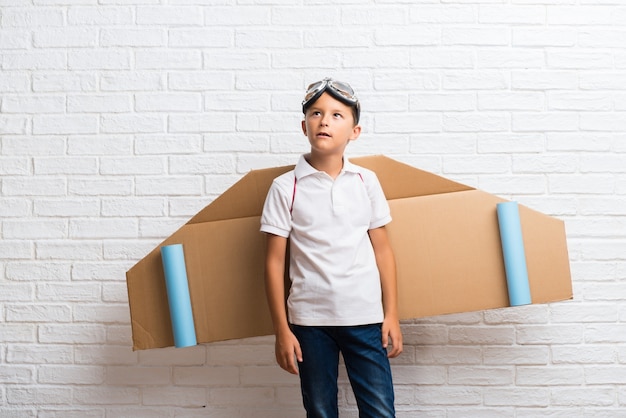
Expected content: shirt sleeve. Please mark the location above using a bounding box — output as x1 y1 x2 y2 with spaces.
364 171 392 230
260 176 292 238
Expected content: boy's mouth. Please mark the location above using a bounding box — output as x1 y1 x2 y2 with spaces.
317 132 331 137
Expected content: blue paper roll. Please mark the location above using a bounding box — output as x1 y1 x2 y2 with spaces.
496 201 532 307
160 244 197 348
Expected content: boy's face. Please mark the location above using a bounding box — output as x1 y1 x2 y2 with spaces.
301 92 361 157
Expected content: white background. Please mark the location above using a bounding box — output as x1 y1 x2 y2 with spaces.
1 1 626 417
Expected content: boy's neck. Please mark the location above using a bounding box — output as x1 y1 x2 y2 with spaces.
305 152 344 179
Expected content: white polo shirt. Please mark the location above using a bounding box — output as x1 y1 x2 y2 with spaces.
260 155 392 326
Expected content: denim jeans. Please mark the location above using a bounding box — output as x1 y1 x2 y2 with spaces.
291 324 395 418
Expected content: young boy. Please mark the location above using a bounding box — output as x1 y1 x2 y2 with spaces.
260 78 403 418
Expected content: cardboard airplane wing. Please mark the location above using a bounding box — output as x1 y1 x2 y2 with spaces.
125 155 572 350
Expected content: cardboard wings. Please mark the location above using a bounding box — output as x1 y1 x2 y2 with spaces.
125 155 572 350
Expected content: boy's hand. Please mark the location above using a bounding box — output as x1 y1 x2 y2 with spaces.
382 317 403 358
275 329 303 375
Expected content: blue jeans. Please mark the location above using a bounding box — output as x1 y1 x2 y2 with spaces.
291 324 395 418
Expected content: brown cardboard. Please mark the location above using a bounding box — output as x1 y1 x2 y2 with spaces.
125 155 572 350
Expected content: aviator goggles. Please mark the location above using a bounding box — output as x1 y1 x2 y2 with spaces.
302 77 360 123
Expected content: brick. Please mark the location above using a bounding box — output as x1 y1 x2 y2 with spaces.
479 5 545 24
449 326 515 345
34 157 98 175
74 345 137 366
512 112 578 132
5 262 71 282
136 6 203 26
0 324 36 343
38 365 104 385
205 5 270 25
67 94 132 113
209 387 274 406
375 26 440 46
375 113 441 134
169 154 235 175
37 282 101 303
513 154 577 173
410 5 475 23
100 72 163 92
100 114 165 134
32 72 97 92
101 28 166 47
169 113 235 133
173 366 240 386
135 176 203 196
342 6 405 25
33 28 97 48
477 133 544 153
478 92 544 111
305 29 370 48
448 366 513 385
547 5 617 25
100 157 166 175
483 346 550 365
1 95 65 114
443 112 509 133
168 72 233 91
69 219 138 239
135 93 202 112
68 49 131 71
142 387 206 407
101 197 166 217
33 199 99 217
512 70 578 90
135 49 202 70
7 387 72 405
106 366 171 385
513 28 576 47
6 304 71 322
33 115 98 135
414 386 481 405
411 93 475 111
73 386 139 405
443 155 510 174
68 178 133 196
443 28 510 46
6 344 73 365
551 387 615 407
1 8 64 27
72 304 130 324
551 346 616 365
0 29 30 49
39 324 106 344
3 219 67 239
444 71 508 90
484 387 549 407
67 7 133 26
0 72 30 92
0 365 34 384
516 366 583 385
0 198 31 216
516 325 584 344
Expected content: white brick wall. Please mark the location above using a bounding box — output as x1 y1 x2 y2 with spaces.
1 1 625 416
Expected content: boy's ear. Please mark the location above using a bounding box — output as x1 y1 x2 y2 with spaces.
301 119 307 136
350 124 362 141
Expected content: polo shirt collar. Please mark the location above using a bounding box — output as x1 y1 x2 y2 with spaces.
294 155 362 180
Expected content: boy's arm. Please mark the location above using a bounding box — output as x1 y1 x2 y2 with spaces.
264 233 302 374
369 226 403 358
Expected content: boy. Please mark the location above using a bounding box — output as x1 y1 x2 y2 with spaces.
260 78 402 418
